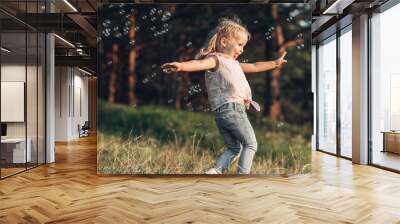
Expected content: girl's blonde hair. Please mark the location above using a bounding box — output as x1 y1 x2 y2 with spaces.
195 18 251 59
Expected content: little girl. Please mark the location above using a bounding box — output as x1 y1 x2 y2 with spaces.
162 18 287 174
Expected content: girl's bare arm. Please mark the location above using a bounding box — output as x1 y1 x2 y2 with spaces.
162 57 217 73
240 51 287 73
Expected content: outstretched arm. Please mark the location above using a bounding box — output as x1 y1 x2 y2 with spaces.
240 51 287 74
161 57 217 74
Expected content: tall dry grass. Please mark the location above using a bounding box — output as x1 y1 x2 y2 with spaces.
97 102 311 175
97 132 311 175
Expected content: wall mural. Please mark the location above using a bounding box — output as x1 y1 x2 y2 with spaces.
97 3 312 175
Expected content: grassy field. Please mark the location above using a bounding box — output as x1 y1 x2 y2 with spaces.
97 101 312 175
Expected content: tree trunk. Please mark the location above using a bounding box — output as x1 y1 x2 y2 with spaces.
268 5 304 121
269 5 284 121
107 44 119 103
270 58 283 121
127 15 138 106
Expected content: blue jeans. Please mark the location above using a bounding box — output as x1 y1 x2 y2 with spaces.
213 102 257 174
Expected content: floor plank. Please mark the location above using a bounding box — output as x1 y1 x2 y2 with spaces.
1 135 400 223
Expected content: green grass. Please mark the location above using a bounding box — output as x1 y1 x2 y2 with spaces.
97 101 312 175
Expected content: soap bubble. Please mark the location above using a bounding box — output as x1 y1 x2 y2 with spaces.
168 99 173 103
142 78 149 84
149 8 157 15
188 84 202 96
102 19 111 27
161 11 171 22
186 41 193 47
142 15 147 20
296 44 305 49
264 29 274 40
296 33 303 39
150 26 156 31
129 40 135 46
253 20 259 24
290 9 301 18
286 16 294 22
114 32 122 38
103 28 111 37
151 64 157 68
150 17 157 22
123 27 130 35
298 20 310 28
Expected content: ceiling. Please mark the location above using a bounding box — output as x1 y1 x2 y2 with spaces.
0 0 391 74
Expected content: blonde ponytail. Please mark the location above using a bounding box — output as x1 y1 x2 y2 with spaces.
195 31 218 59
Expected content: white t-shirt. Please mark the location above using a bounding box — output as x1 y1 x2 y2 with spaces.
205 52 252 111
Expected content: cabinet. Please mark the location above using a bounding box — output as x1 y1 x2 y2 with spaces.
0 138 31 164
382 132 400 154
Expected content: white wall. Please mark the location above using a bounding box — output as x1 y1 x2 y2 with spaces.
1 63 46 164
55 66 69 141
71 72 89 138
55 67 89 141
1 64 26 81
1 65 41 137
1 65 27 139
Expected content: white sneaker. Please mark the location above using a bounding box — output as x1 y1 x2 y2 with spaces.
205 168 221 174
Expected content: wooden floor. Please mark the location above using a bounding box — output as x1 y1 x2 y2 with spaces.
1 135 400 223
0 167 26 178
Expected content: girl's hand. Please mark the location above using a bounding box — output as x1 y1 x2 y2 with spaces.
274 51 288 68
161 62 182 74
